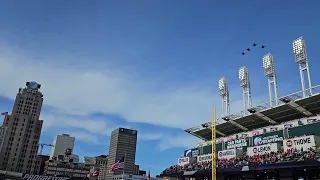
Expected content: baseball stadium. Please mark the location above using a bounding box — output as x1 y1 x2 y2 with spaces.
159 37 320 180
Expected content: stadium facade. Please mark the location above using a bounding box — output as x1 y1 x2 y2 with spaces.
160 37 320 180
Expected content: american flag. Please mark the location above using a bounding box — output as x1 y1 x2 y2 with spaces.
109 156 125 173
147 170 151 180
1 112 8 116
92 167 99 177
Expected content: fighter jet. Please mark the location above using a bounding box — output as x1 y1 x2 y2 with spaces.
241 52 245 55
252 43 257 47
261 45 266 48
247 48 251 51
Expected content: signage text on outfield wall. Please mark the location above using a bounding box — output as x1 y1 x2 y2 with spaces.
226 138 248 149
22 174 69 180
283 135 316 151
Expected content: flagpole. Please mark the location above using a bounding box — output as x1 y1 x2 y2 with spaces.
212 108 217 180
122 153 126 180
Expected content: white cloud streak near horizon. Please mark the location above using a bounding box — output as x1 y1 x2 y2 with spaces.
0 44 253 150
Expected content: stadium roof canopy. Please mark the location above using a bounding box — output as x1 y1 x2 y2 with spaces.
185 84 320 141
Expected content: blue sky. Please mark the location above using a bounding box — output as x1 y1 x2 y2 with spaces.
0 0 320 175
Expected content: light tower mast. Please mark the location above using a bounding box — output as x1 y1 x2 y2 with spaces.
239 66 252 115
292 37 312 97
218 77 230 117
262 53 279 106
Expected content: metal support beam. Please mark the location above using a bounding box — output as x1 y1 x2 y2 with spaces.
253 112 277 124
227 120 248 131
201 122 227 137
287 101 313 116
185 130 208 141
215 129 226 136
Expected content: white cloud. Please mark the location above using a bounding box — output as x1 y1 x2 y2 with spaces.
0 44 255 149
39 110 198 150
158 135 202 151
39 110 120 139
0 45 227 129
71 131 99 145
137 132 203 151
138 133 163 141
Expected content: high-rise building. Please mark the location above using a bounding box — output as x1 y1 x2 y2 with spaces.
71 154 80 163
106 128 138 179
84 156 95 164
0 81 44 173
49 133 75 160
0 126 7 151
85 155 108 180
30 155 50 175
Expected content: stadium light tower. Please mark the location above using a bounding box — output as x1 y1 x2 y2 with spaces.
239 66 252 115
263 53 279 106
218 77 230 117
292 37 312 97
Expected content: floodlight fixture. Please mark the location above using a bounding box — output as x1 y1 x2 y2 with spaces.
292 37 312 97
202 124 208 128
262 53 278 106
238 66 252 115
219 77 230 116
219 77 228 96
280 97 291 103
247 108 257 114
239 66 249 88
222 116 230 121
262 53 275 77
292 37 307 64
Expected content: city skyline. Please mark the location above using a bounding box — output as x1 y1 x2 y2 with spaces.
1 0 320 175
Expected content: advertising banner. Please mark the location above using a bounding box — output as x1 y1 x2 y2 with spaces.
240 133 248 138
217 149 238 160
284 121 298 129
184 148 200 157
202 143 223 154
197 154 212 163
178 157 190 166
191 148 200 157
247 143 279 156
22 174 69 180
306 117 320 124
225 138 248 149
253 130 283 146
184 149 192 157
284 124 293 129
252 131 261 136
283 135 316 151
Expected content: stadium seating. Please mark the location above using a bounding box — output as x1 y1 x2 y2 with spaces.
162 119 320 175
163 147 318 174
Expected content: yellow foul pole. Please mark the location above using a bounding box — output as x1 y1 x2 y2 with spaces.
211 108 217 180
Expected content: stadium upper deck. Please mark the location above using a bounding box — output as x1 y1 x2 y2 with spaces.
185 84 320 141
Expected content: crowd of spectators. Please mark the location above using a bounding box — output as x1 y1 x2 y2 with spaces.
163 148 317 174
